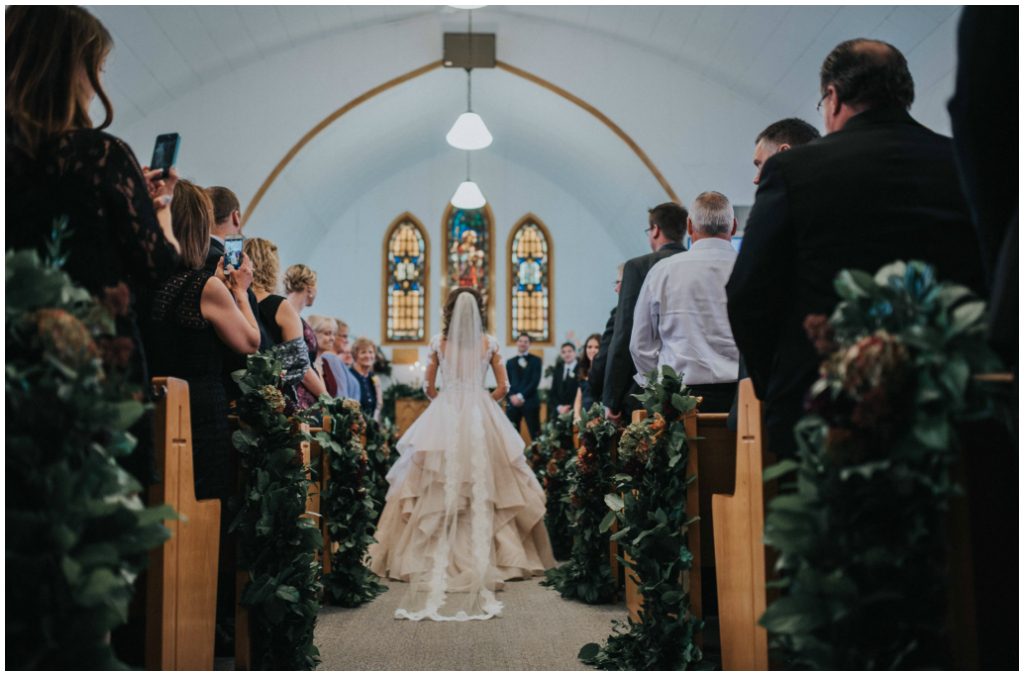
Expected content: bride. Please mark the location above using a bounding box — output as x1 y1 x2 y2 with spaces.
368 287 556 621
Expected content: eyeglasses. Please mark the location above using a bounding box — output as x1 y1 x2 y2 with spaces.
816 90 831 112
643 225 654 234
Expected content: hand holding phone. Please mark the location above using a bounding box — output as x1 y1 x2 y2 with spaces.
150 133 180 179
223 235 244 272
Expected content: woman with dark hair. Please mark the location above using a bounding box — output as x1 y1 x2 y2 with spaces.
573 332 602 421
147 180 260 500
7 6 181 482
368 286 555 622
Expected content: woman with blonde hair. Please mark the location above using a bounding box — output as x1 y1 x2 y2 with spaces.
244 238 326 409
283 263 324 409
350 336 383 421
148 179 260 499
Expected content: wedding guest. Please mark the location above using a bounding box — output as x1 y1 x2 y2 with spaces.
632 191 739 413
148 180 260 500
283 263 327 409
603 204 687 422
752 118 821 185
588 263 623 405
727 38 985 456
7 5 180 394
573 333 602 420
245 237 323 408
506 333 542 439
332 317 362 401
729 116 822 431
204 186 271 350
551 341 580 416
352 337 383 421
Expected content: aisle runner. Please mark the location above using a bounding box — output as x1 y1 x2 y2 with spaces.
316 580 626 670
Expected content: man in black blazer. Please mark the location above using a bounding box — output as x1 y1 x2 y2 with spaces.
726 39 985 457
550 341 580 416
588 265 623 406
506 332 542 439
204 187 272 389
602 203 687 422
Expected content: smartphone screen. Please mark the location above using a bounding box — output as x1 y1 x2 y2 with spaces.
224 235 244 271
151 133 180 178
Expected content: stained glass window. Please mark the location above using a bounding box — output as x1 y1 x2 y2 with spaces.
508 215 552 343
384 213 428 343
443 205 493 321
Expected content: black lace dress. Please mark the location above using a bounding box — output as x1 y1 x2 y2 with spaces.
7 127 180 481
148 269 233 501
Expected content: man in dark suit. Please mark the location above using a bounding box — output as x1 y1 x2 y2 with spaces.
550 341 580 416
588 265 623 406
726 39 985 457
204 187 272 391
602 203 687 422
506 332 542 439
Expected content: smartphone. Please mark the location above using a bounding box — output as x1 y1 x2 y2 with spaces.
223 235 244 271
150 133 180 178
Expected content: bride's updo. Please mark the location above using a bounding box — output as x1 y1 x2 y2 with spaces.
442 287 487 337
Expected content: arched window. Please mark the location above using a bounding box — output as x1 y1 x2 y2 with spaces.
507 214 553 344
382 212 429 344
442 203 495 328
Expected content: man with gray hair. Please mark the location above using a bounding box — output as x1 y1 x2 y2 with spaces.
630 191 740 412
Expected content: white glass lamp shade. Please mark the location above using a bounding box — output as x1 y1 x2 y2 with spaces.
446 112 493 150
450 181 487 209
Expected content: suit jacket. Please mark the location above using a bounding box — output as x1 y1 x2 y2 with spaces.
506 352 542 411
587 307 616 405
602 242 686 412
551 360 580 408
726 107 985 453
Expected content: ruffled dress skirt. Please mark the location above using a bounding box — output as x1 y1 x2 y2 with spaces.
367 388 556 621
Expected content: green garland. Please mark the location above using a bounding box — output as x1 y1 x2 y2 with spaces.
543 403 619 603
363 416 398 512
525 411 576 560
6 248 175 669
580 366 703 670
232 353 322 669
314 397 388 607
759 261 1008 669
381 381 428 422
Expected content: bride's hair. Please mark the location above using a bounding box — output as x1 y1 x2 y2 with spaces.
442 287 487 337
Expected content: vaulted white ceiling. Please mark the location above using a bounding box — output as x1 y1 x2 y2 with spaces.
89 5 964 260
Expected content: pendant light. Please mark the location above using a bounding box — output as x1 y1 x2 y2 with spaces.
450 152 486 209
446 9 492 150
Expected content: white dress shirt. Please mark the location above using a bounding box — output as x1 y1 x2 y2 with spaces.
630 237 739 387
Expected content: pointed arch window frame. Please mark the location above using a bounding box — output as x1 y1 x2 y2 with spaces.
506 213 554 346
381 211 431 346
441 202 497 332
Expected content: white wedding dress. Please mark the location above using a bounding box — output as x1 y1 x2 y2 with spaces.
368 293 556 621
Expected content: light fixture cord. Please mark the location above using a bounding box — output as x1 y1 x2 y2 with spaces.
466 9 473 112
466 151 471 181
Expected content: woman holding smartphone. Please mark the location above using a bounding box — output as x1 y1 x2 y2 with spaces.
7 6 182 481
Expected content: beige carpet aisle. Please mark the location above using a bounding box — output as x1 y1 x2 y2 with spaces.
315 579 627 670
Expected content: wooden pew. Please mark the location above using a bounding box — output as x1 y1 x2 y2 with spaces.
145 377 221 670
710 378 769 670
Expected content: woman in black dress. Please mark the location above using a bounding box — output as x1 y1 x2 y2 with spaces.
573 333 602 421
147 181 261 500
7 6 181 481
244 238 326 410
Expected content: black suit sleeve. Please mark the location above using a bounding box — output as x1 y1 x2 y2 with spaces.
507 359 522 396
588 308 616 404
726 159 794 401
603 259 645 412
522 357 541 400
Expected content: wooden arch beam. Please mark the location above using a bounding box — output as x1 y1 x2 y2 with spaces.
242 60 681 225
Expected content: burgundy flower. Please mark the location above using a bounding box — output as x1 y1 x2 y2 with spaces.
804 314 838 355
97 336 134 370
100 282 132 318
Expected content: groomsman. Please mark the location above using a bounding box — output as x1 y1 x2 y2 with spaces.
506 333 542 439
603 203 687 422
550 341 580 416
